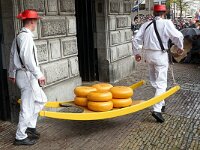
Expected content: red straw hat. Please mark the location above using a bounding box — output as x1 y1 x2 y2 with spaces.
154 5 166 12
17 10 41 20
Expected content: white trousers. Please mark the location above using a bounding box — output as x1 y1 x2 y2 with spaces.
145 50 169 113
15 70 47 140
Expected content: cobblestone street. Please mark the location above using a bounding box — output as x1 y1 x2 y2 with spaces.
0 63 200 150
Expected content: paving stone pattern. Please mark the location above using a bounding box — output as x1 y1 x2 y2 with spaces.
0 63 200 150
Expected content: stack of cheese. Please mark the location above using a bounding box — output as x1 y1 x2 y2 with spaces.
74 83 133 112
110 86 133 108
74 86 97 107
87 83 113 112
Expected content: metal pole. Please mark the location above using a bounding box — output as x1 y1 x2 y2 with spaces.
149 0 150 15
137 0 139 18
174 1 176 21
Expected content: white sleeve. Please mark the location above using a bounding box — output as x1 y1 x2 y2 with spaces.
8 40 17 78
165 21 184 49
18 35 43 79
132 25 145 55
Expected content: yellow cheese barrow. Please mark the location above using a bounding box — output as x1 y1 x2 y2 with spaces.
38 80 180 121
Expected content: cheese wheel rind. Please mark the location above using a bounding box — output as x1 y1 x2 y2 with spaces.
74 86 97 97
87 91 112 102
74 97 88 107
87 101 113 112
110 86 133 98
112 98 132 108
92 83 113 92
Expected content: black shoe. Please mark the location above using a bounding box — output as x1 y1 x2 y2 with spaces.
26 128 40 139
13 137 36 146
152 111 165 123
161 106 165 113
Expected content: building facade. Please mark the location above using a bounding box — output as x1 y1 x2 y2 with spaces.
0 0 135 121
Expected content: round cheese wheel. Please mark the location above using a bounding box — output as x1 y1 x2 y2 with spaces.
87 101 113 112
112 98 132 108
74 86 97 97
110 86 133 98
92 83 113 92
74 97 88 107
87 91 112 102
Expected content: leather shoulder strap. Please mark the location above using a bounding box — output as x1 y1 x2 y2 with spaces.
152 20 166 52
145 21 153 31
16 31 37 68
16 37 25 68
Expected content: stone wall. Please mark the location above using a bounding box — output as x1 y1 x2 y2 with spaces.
95 0 109 81
12 0 81 102
94 0 135 82
106 0 135 82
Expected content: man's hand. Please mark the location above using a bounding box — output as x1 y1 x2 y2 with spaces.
9 77 16 84
177 48 184 56
38 76 46 87
135 54 142 62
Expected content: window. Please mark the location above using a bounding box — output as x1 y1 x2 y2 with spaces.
161 1 166 5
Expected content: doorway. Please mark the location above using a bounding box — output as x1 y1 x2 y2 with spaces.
75 0 99 81
0 6 11 121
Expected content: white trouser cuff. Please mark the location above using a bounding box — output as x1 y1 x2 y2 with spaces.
153 100 165 113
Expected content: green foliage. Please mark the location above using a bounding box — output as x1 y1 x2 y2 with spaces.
166 0 171 8
171 0 191 18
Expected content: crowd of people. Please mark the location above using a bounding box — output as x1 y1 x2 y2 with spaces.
131 15 200 31
131 14 154 31
173 19 200 30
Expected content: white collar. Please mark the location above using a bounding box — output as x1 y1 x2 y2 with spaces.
154 16 163 20
21 27 34 37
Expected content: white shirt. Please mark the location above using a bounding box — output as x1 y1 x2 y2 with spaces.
9 27 43 79
132 17 184 55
